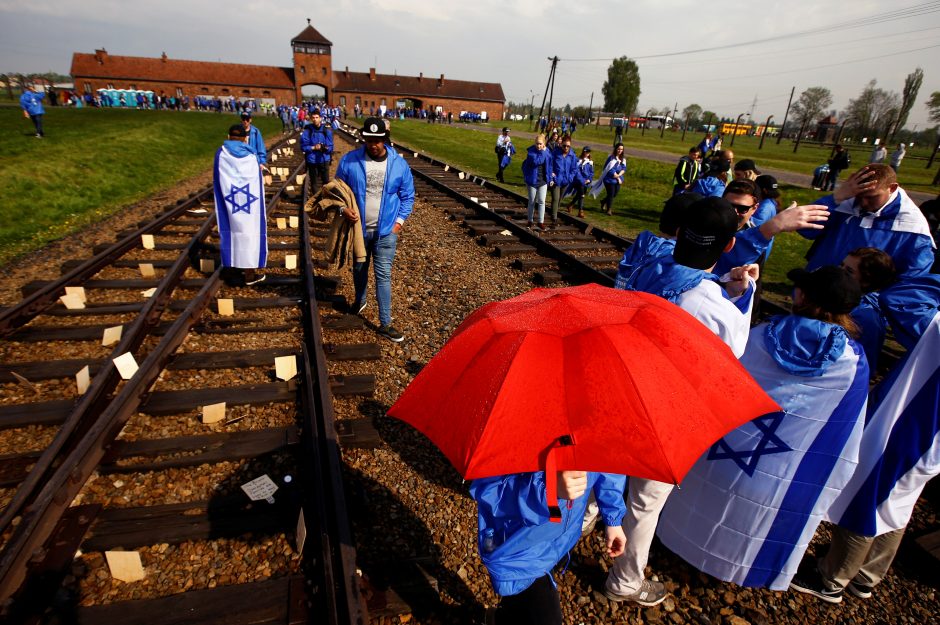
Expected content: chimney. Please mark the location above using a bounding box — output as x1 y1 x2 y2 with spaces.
344 65 349 77
94 48 108 64
419 72 423 81
439 73 445 86
369 67 376 81
161 51 168 62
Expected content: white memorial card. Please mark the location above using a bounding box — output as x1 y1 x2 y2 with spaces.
65 286 87 302
202 402 226 424
285 254 297 270
241 474 278 503
102 325 123 347
105 551 145 583
274 355 297 381
138 263 155 278
113 352 139 380
76 365 91 394
217 298 234 316
296 508 307 554
276 217 287 230
141 234 155 249
289 216 299 229
59 294 85 310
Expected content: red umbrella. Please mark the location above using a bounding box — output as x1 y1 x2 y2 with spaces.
388 284 779 517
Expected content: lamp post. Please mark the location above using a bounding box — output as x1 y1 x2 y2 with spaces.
758 115 774 150
528 91 540 131
730 113 745 147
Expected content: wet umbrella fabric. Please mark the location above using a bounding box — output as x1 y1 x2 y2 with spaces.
388 284 779 488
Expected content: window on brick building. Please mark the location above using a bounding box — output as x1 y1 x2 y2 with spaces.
201 87 209 93
222 88 230 95
355 96 361 106
242 90 250 95
176 87 184 97
83 82 91 93
129 84 136 90
300 66 306 74
263 90 271 96
339 96 346 107
380 98 386 106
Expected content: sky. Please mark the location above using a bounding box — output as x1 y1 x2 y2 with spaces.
2 0 939 128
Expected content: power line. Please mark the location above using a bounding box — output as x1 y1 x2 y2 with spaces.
559 1 940 62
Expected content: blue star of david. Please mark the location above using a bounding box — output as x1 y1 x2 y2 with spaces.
707 412 791 476
224 184 257 215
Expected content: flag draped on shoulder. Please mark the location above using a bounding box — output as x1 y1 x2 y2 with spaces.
827 310 940 537
657 315 869 590
214 141 267 268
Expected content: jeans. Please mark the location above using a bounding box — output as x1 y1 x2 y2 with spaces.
353 230 398 327
30 114 44 136
306 161 330 197
526 184 547 224
602 182 620 212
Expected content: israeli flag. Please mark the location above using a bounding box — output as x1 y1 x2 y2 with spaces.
827 311 940 536
213 144 267 268
657 318 869 590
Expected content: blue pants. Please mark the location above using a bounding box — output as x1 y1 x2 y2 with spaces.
527 184 547 224
30 114 44 136
353 230 398 327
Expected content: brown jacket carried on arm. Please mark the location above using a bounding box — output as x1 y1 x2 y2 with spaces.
304 178 367 268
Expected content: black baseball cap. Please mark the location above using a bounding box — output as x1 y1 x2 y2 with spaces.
502 127 510 132
755 174 780 199
674 197 738 270
228 124 248 138
787 266 862 314
734 158 760 174
659 192 703 237
240 111 252 119
361 117 388 138
710 159 732 175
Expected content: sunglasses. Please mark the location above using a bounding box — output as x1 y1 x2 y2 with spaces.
730 202 755 214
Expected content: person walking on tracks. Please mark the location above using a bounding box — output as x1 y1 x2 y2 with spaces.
301 108 334 197
592 143 627 215
214 124 267 285
521 134 553 229
19 84 46 138
335 117 415 343
240 111 267 168
495 127 512 182
549 135 578 226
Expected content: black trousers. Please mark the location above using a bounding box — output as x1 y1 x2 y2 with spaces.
30 114 44 136
495 575 562 625
602 182 620 211
307 161 330 197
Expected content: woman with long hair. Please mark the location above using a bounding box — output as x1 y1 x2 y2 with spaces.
591 143 626 215
521 134 554 229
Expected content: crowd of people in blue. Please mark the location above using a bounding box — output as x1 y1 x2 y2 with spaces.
486 124 940 623
23 77 940 622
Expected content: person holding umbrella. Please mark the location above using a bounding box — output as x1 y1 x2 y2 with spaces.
471 471 627 624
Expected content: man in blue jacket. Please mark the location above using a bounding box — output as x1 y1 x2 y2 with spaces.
301 109 334 197
800 164 935 280
20 85 46 137
240 111 267 167
335 117 415 342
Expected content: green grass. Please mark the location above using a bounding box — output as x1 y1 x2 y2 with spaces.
476 120 940 195
389 119 823 299
0 107 281 265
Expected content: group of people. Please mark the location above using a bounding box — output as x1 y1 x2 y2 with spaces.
473 133 938 622
496 127 629 228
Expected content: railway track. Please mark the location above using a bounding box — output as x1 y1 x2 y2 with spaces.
0 132 369 624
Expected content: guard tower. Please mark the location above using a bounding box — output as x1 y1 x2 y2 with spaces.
292 19 333 104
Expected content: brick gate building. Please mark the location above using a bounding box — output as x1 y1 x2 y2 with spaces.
70 20 505 118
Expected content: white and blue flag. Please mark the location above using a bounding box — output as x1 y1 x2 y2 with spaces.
657 316 869 590
827 311 940 536
213 141 267 268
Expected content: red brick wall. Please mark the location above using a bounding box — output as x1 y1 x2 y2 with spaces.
72 77 296 105
332 91 503 120
293 50 333 103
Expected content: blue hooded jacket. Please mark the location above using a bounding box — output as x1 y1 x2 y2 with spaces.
689 175 726 198
614 231 675 290
470 471 626 596
878 274 940 351
20 90 45 116
335 144 415 237
551 148 579 187
247 125 266 164
301 122 334 164
521 145 554 187
850 293 887 374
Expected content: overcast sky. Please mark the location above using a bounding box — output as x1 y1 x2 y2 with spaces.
2 0 939 128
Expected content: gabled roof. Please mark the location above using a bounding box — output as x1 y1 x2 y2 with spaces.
333 71 505 103
292 24 332 46
70 53 295 89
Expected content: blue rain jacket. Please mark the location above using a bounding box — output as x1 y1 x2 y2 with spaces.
522 145 554 187
301 123 334 164
247 125 266 164
689 175 726 198
551 148 579 187
614 231 675 290
335 145 415 237
20 90 45 116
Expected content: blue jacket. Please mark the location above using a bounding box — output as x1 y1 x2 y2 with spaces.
614 231 675 289
521 145 553 187
247 125 266 164
801 192 935 280
878 274 940 351
850 293 887 375
753 198 777 227
300 123 333 164
551 148 579 187
713 223 773 277
574 159 594 187
602 155 627 185
20 90 45 116
470 471 626 596
689 175 726 198
335 145 415 237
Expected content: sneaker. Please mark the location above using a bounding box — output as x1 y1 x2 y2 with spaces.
378 325 404 343
789 568 843 604
245 274 266 286
847 580 873 599
356 300 367 315
603 580 667 607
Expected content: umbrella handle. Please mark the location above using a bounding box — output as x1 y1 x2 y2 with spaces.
544 435 576 524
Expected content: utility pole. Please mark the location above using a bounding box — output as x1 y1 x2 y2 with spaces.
777 86 795 145
532 57 558 131
759 115 774 150
546 56 558 125
662 101 677 138
730 113 745 147
588 91 594 125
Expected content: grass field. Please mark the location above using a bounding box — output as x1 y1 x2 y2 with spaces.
388 119 825 298
0 107 281 265
482 120 940 195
